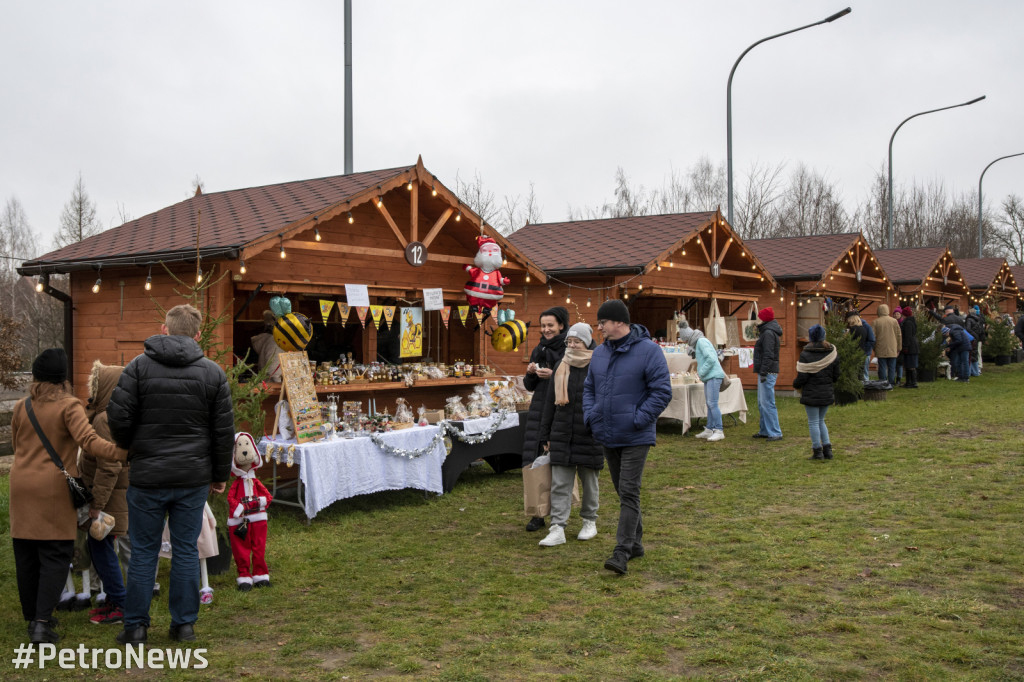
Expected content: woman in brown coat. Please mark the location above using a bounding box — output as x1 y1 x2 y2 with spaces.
81 360 130 625
9 349 124 644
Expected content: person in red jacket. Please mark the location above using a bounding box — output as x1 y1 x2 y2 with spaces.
227 432 273 591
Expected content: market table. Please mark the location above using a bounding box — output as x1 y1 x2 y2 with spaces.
258 425 446 520
658 379 748 434
441 411 524 492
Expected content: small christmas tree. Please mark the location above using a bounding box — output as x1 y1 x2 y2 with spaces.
916 311 944 376
825 312 865 403
985 316 1014 358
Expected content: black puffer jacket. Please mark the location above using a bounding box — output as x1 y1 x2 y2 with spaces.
108 335 234 489
793 343 840 406
521 336 566 466
538 361 603 470
752 319 783 378
900 316 920 355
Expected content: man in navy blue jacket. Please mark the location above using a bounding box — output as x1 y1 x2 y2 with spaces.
583 300 671 575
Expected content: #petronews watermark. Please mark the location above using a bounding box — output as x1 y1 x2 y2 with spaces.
11 642 208 670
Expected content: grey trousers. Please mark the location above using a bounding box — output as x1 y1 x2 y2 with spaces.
550 464 599 528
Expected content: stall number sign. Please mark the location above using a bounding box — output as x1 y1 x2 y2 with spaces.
405 241 428 267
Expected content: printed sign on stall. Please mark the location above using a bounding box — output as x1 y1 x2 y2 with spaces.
400 307 423 358
423 288 444 312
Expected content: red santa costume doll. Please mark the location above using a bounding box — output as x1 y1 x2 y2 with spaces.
228 432 273 591
464 235 510 313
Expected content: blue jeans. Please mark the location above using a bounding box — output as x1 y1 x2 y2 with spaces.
603 445 649 557
87 534 126 608
756 374 782 437
704 378 723 431
863 355 872 381
125 485 208 629
804 405 831 449
878 357 897 384
952 350 969 381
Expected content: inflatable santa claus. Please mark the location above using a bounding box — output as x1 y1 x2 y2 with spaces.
464 235 511 312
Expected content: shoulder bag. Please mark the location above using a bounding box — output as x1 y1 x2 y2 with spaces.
24 398 94 509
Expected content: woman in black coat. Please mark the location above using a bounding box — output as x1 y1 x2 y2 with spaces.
521 306 568 532
793 325 840 461
536 323 603 547
899 306 919 388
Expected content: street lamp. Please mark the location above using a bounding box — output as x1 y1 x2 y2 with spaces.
977 152 1024 257
886 95 985 249
726 7 851 225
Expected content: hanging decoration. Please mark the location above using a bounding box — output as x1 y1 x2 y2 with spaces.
355 306 369 329
490 306 499 322
337 302 350 323
463 235 510 313
400 307 423 358
458 305 470 326
383 306 397 328
269 296 292 318
370 305 385 329
273 313 314 353
439 306 451 329
490 318 529 353
366 409 512 459
473 310 485 326
318 300 334 326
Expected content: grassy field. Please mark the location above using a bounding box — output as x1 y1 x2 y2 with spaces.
2 365 1024 680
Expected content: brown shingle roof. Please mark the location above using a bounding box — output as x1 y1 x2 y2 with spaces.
22 166 410 271
1010 265 1024 287
874 247 948 284
507 212 716 272
955 257 1007 289
744 233 861 280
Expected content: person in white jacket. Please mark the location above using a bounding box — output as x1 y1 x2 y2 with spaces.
677 321 727 442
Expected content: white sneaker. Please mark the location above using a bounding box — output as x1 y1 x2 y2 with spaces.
539 525 566 547
706 430 725 442
577 519 598 541
694 427 714 439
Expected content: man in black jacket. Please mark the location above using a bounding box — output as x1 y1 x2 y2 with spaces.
108 304 234 645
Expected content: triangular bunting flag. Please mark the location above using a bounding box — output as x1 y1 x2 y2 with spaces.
439 306 451 329
474 310 484 325
490 306 498 322
383 306 396 328
318 299 335 326
356 306 369 328
458 305 470 326
370 305 385 329
336 302 350 323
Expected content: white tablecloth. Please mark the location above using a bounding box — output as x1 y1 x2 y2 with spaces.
259 425 446 519
658 379 748 433
458 411 520 435
662 348 695 375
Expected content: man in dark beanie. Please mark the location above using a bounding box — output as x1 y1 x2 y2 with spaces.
583 299 671 575
32 348 69 384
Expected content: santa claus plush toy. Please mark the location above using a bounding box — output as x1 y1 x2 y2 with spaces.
464 235 510 312
228 432 273 591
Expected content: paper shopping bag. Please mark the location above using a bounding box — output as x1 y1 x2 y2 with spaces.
523 461 552 517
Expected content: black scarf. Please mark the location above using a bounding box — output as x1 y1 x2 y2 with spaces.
535 332 567 367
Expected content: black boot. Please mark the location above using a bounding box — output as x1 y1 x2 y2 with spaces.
525 516 545 532
822 443 833 460
905 369 918 388
810 447 824 460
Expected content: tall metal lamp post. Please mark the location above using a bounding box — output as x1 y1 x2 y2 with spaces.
886 95 985 249
726 7 851 225
977 152 1024 257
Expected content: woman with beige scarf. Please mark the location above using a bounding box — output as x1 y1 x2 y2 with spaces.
536 323 603 547
793 324 840 461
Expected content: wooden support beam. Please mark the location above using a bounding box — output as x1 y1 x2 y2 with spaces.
422 208 453 248
281 239 526 270
696 234 712 265
716 238 733 265
375 200 408 248
410 181 419 243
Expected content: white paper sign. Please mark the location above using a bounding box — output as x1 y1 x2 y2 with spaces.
422 288 445 312
344 284 370 308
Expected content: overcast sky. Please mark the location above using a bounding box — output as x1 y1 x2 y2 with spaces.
2 0 1022 259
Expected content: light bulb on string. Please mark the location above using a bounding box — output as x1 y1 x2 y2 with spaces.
406 181 413 191
587 298 591 307
548 285 553 295
314 227 321 241
348 212 354 224
238 260 246 276
35 275 45 293
196 267 203 284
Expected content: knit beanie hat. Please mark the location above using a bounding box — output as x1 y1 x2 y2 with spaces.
757 307 775 323
972 305 980 315
32 348 68 384
676 321 696 344
596 299 630 324
540 306 570 332
902 306 913 317
941 326 950 335
808 324 826 343
566 322 593 347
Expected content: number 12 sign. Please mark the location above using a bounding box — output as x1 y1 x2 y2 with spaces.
405 241 428 267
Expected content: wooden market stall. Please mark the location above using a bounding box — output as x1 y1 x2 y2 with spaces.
1010 266 1024 311
743 233 894 390
504 210 777 385
954 257 1020 315
874 246 971 312
18 157 547 419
